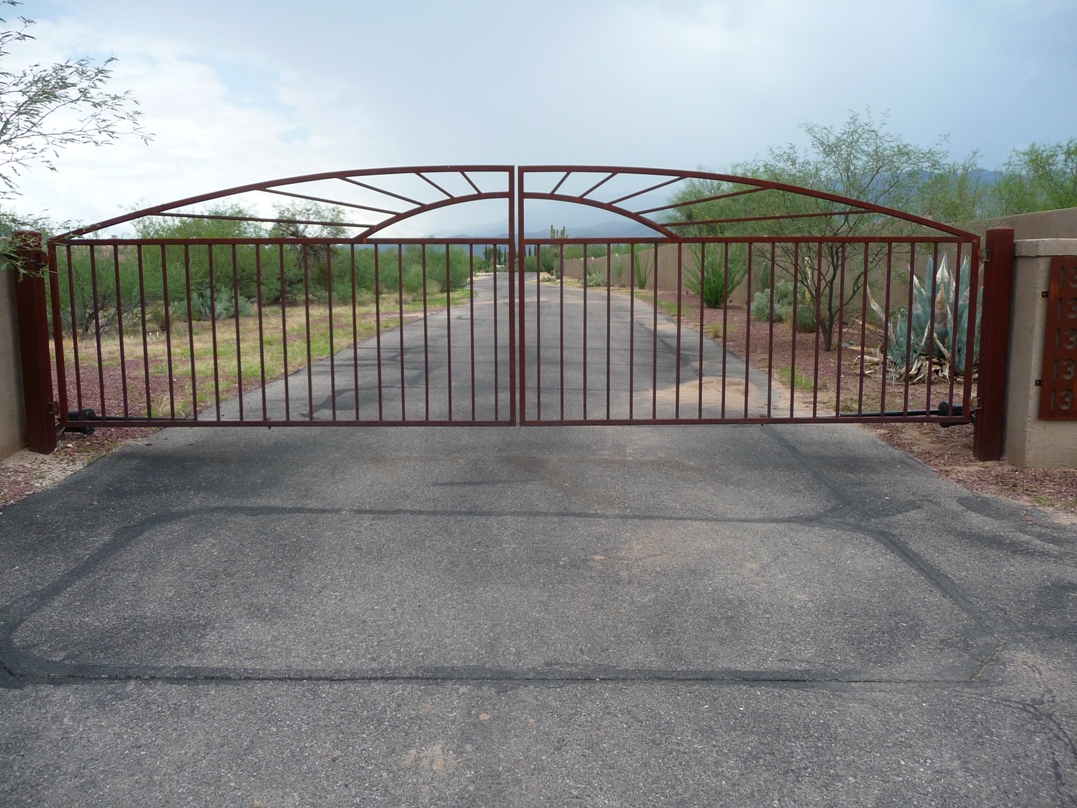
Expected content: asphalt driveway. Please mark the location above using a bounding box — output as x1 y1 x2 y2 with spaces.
1 417 1076 806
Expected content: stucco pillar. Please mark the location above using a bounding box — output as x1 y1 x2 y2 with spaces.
1004 239 1077 467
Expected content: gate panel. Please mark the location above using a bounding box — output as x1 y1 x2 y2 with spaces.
30 165 983 445
48 237 516 428
518 166 981 426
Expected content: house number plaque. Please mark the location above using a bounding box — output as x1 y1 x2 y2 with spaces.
1040 255 1077 419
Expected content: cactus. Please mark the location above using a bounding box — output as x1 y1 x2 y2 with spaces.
868 255 980 380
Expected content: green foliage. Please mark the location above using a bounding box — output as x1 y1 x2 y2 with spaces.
868 255 980 379
683 243 748 308
633 251 653 290
992 138 1077 214
750 280 817 333
539 246 557 276
481 245 506 268
668 109 989 350
584 265 605 288
134 205 266 302
176 287 253 322
0 1 151 199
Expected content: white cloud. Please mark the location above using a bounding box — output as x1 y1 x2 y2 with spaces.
3 0 1075 230
8 16 387 227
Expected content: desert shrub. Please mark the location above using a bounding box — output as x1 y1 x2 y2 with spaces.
869 255 979 378
684 243 749 308
751 280 817 332
633 252 653 290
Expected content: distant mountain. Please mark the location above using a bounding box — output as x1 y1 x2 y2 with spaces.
435 217 659 241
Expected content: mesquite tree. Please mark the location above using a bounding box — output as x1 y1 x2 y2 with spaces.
0 0 150 200
669 110 988 350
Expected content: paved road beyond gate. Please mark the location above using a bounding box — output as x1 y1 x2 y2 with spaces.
15 165 991 452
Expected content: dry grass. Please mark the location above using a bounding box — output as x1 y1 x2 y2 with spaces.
1 290 469 509
54 292 468 420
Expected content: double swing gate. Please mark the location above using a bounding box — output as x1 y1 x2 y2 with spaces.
16 165 988 452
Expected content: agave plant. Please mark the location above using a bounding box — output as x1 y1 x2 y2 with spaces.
868 255 980 381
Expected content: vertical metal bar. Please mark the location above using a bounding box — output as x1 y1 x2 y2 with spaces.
974 229 1011 460
963 240 982 426
135 245 151 418
903 243 917 414
469 245 476 421
232 244 244 421
47 245 68 427
675 242 684 419
492 244 500 421
184 245 199 420
326 243 336 421
421 243 430 420
698 242 706 419
858 246 870 415
397 244 406 420
535 243 542 420
834 244 847 417
160 246 175 419
606 244 613 420
879 243 894 416
559 243 565 420
721 243 730 419
812 243 823 419
789 242 801 418
444 245 453 421
12 232 56 453
255 245 267 420
301 245 313 422
65 244 84 418
766 243 776 418
208 245 222 420
88 245 107 418
651 243 659 419
948 242 963 413
509 169 518 425
628 244 635 419
111 244 130 419
925 243 940 414
278 244 290 421
743 244 753 418
374 245 384 420
350 245 360 420
583 244 589 420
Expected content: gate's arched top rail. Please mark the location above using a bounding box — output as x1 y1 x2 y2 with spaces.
55 164 979 244
55 165 515 242
518 165 978 242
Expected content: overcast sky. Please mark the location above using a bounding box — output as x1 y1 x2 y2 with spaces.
6 0 1076 229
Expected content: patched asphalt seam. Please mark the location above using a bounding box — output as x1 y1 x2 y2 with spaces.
760 425 1013 640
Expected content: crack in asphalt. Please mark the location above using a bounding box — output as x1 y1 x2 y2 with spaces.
0 426 1039 689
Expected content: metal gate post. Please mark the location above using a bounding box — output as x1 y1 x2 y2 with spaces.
12 231 57 454
973 227 1015 461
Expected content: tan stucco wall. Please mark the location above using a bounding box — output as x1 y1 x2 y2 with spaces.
557 244 750 306
0 268 27 459
969 207 1077 241
1004 239 1077 468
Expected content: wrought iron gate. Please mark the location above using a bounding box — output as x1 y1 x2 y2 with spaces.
14 165 985 452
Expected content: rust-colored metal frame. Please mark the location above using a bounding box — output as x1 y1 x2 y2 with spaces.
22 164 989 449
517 166 982 427
47 166 516 432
